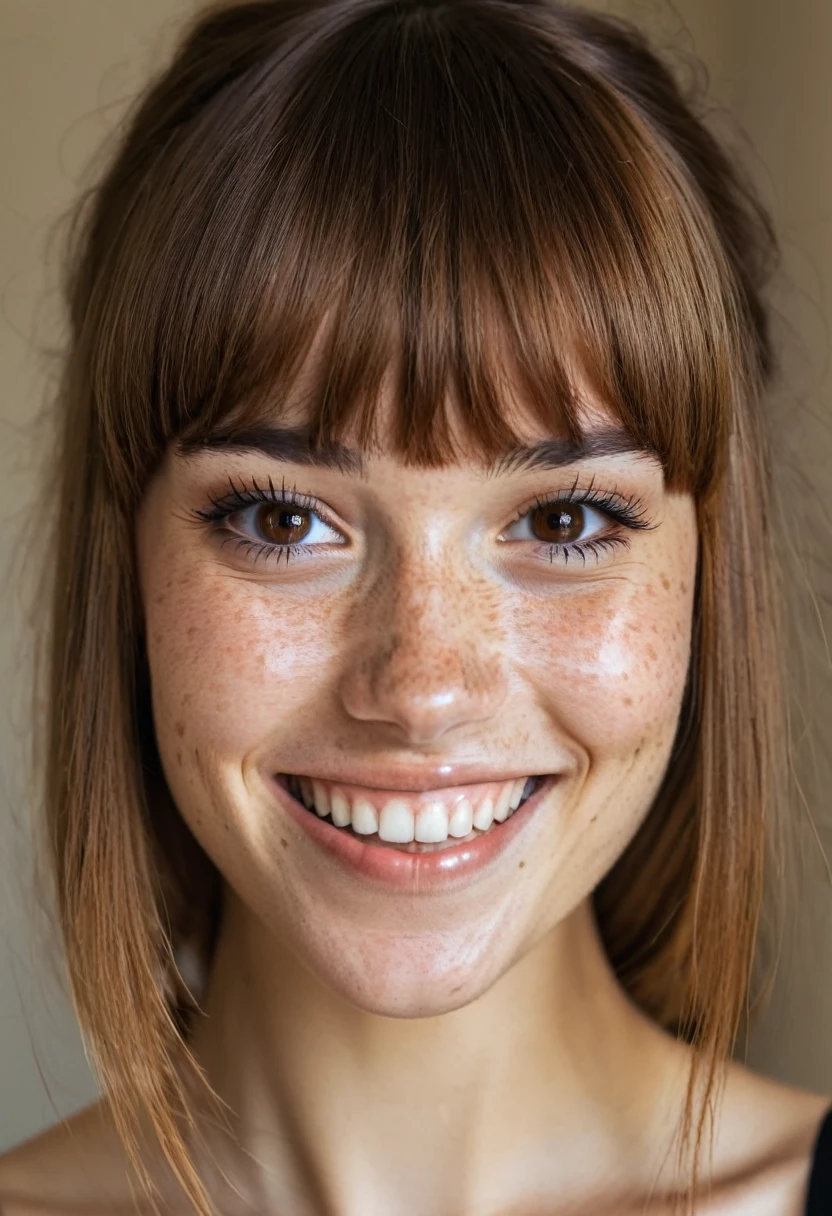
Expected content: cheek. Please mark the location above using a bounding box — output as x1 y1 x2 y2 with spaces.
143 553 341 769
514 573 694 759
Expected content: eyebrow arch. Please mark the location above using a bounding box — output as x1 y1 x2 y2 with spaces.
178 426 365 474
488 427 652 477
178 423 652 476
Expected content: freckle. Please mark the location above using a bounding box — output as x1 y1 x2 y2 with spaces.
681 582 689 594
624 696 633 706
154 593 165 606
634 747 642 757
518 860 525 869
280 837 288 849
176 749 182 765
187 625 197 638
590 815 598 823
646 645 657 662
175 720 185 738
661 575 670 591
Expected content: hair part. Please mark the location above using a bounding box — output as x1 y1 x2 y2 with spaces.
45 1 782 1212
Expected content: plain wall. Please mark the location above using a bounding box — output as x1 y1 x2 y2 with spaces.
1 0 830 1150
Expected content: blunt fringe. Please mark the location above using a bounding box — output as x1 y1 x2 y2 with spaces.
43 1 783 1211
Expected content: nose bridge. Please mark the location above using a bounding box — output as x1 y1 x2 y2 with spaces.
337 549 508 743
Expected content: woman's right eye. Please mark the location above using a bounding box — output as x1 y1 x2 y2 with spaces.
224 502 344 550
193 482 350 566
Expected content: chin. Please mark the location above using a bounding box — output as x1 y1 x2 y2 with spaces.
293 919 517 1019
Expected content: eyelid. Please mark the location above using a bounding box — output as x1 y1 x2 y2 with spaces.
500 476 654 535
192 473 655 573
501 500 609 544
192 478 355 570
230 501 345 547
195 477 349 538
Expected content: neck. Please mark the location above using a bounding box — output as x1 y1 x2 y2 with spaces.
186 888 689 1215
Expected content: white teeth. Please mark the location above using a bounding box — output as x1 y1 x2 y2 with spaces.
472 797 494 831
378 800 415 843
289 776 537 839
448 797 474 838
312 780 330 819
351 797 379 836
415 801 449 843
493 783 513 823
330 789 352 829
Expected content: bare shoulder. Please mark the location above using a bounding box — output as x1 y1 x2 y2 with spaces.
1 1066 828 1216
0 1099 143 1215
700 1060 830 1214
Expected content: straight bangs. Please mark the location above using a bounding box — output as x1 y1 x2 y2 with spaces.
82 0 754 507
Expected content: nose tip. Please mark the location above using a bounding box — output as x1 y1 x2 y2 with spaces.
337 630 509 745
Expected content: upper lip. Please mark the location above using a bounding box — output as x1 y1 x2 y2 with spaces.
276 764 552 793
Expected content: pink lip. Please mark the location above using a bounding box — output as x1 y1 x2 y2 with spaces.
270 773 557 891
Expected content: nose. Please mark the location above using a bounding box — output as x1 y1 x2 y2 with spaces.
336 559 510 746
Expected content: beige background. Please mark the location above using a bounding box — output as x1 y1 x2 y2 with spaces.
1 0 831 1150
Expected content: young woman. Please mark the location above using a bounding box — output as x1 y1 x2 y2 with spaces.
1 0 830 1212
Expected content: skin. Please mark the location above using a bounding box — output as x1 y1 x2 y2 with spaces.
0 380 828 1215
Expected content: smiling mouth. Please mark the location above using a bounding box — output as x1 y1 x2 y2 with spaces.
277 773 545 853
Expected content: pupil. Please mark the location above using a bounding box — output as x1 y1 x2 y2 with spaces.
258 505 312 545
531 503 584 544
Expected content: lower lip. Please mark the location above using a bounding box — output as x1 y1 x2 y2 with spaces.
271 774 556 891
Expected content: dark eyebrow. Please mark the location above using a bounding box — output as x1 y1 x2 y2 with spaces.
178 426 365 474
178 423 650 476
487 427 650 476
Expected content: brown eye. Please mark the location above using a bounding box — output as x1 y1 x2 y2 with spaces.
529 502 586 544
256 504 313 545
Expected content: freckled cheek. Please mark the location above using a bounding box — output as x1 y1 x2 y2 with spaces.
144 567 340 759
514 589 693 752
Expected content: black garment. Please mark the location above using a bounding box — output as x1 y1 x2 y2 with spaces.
806 1106 832 1214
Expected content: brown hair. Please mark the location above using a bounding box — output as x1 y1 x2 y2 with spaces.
44 0 782 1211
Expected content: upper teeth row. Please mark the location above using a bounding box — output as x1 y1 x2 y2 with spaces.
289 776 534 844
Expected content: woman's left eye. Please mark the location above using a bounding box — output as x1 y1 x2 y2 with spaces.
502 500 611 547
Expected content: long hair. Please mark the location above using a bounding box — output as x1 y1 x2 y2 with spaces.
43 1 782 1210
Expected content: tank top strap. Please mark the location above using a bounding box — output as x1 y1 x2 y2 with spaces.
805 1105 832 1214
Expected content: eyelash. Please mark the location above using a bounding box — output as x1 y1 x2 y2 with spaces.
192 473 653 569
504 474 653 566
193 476 341 567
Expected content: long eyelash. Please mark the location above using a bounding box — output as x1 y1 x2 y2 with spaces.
508 474 655 567
193 473 654 569
514 473 654 533
192 475 335 568
193 474 317 523
550 535 630 566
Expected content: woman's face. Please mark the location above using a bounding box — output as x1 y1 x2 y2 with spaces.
136 381 697 1017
